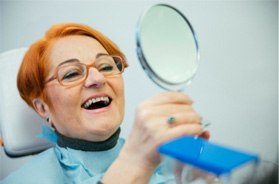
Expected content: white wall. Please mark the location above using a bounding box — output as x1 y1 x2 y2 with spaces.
0 0 278 180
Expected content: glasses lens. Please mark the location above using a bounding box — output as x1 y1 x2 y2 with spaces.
57 63 86 85
95 55 123 75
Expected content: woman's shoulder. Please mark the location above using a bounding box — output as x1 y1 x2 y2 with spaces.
1 147 64 184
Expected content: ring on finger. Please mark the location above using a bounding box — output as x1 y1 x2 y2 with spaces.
167 116 176 124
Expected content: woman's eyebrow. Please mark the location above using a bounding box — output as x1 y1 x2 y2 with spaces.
58 58 80 67
96 53 109 58
58 53 108 67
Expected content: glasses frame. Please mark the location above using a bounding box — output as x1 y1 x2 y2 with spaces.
45 55 125 87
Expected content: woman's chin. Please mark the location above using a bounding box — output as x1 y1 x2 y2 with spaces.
86 125 120 141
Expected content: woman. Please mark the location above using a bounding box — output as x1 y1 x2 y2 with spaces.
1 23 208 183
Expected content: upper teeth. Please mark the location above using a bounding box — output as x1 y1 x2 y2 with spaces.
83 96 110 109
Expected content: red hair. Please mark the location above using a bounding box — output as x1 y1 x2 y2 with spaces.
17 23 127 110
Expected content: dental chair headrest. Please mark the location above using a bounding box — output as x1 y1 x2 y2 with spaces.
0 48 53 157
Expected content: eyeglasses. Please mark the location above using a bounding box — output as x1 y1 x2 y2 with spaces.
45 54 125 87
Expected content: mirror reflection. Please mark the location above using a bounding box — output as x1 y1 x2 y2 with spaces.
136 4 199 91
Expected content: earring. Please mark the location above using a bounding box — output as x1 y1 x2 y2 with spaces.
46 117 55 130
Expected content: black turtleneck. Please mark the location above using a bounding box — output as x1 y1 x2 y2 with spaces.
56 128 121 151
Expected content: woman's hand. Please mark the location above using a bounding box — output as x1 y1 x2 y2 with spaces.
122 92 203 167
103 92 207 183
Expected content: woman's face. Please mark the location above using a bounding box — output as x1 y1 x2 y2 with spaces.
44 35 125 141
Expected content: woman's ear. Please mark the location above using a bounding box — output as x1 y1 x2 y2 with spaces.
32 98 50 119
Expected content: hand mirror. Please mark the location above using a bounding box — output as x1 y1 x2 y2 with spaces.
136 4 199 91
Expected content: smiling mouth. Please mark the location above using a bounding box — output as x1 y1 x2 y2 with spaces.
82 96 112 110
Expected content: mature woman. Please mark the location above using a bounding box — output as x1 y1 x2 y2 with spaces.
1 23 208 183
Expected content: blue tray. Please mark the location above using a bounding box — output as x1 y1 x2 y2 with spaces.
158 136 259 175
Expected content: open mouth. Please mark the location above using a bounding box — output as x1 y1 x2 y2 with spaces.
82 96 112 110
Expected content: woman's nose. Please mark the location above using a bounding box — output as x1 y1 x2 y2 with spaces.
84 68 106 88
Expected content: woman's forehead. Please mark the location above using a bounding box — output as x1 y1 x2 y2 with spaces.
49 35 108 67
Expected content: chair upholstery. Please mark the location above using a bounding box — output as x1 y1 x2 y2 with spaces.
0 48 53 157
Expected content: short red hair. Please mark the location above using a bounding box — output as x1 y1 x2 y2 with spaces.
17 23 127 110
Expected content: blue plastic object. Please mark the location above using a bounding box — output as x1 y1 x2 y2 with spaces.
158 136 259 176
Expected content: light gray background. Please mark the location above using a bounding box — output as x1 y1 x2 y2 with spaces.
0 0 278 180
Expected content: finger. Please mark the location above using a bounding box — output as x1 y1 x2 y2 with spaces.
199 131 211 140
167 112 202 127
144 104 195 118
161 123 202 143
135 104 196 125
141 110 202 130
142 92 193 106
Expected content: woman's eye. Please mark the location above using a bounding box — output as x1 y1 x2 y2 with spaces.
99 65 114 72
62 70 82 80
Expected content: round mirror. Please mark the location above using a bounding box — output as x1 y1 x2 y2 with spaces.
136 4 199 91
